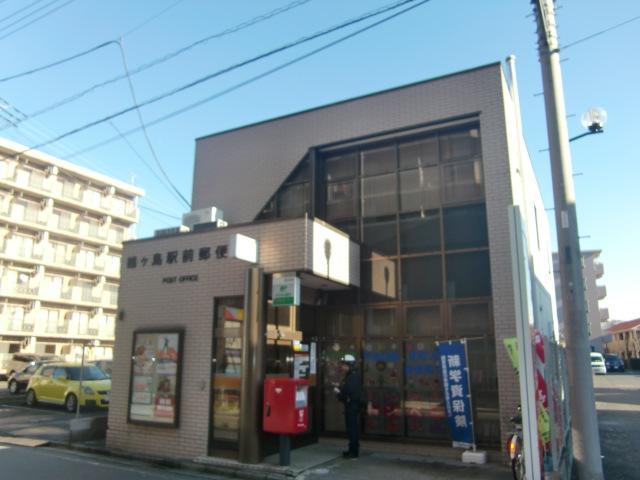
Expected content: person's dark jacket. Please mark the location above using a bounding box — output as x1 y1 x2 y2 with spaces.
337 368 363 411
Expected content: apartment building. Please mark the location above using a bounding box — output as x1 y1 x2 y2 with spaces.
0 138 143 370
553 250 609 350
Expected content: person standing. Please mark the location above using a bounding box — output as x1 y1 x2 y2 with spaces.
335 354 363 458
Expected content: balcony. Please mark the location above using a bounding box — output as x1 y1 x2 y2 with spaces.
600 308 609 322
596 285 607 301
594 262 604 279
0 319 35 333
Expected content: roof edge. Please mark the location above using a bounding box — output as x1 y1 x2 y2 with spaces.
195 61 502 142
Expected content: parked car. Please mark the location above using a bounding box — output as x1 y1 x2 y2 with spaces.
590 352 607 375
26 363 111 412
2 353 61 378
7 360 55 394
92 360 113 377
604 354 625 372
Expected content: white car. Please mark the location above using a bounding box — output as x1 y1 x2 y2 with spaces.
590 352 607 375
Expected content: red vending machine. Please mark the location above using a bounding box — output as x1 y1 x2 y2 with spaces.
263 378 309 435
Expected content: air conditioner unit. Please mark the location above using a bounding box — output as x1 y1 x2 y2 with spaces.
181 206 224 230
154 225 190 238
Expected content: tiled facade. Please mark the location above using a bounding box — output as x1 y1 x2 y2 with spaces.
109 63 557 461
0 138 143 370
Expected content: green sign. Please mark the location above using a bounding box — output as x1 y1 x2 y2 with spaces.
272 273 300 306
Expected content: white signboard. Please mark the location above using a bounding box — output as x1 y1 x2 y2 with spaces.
272 272 300 306
312 221 350 286
229 233 258 264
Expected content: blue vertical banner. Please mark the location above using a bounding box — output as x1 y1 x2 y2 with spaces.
436 339 475 449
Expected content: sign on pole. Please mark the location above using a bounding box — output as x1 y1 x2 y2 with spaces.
436 339 475 449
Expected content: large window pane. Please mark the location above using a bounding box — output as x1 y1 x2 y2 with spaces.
362 174 397 217
446 251 491 298
361 146 396 176
443 204 488 250
443 160 484 204
284 156 310 183
326 180 355 220
278 183 309 218
406 306 442 336
400 211 440 254
399 167 440 212
363 216 397 256
450 303 492 337
399 137 438 170
440 127 481 162
363 339 403 436
361 256 398 302
401 256 442 300
405 339 448 439
326 153 356 180
365 307 397 336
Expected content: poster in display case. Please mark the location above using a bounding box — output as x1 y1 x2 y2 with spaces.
128 329 184 427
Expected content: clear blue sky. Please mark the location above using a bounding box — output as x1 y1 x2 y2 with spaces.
1 0 638 320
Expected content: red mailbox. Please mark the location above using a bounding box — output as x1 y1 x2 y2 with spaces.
263 378 309 434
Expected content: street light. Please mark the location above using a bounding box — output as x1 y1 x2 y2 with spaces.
570 107 607 142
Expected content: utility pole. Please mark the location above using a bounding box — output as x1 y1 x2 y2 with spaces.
531 1 604 479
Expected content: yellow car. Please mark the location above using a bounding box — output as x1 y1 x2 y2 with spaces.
25 363 111 412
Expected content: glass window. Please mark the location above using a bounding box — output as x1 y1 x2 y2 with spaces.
399 137 438 170
333 219 358 241
362 216 397 256
404 339 448 439
326 180 355 220
325 310 357 337
399 211 440 254
326 153 356 181
362 339 403 436
399 166 440 212
401 256 442 300
361 174 397 217
446 251 491 298
440 128 481 162
406 306 442 336
361 146 396 176
450 303 492 337
443 160 484 204
443 204 488 250
365 308 397 336
361 256 398 302
284 156 310 183
278 182 309 218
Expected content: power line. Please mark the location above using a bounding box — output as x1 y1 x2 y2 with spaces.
116 38 191 208
120 0 185 38
109 121 186 209
0 40 118 83
10 0 423 156
139 204 182 221
0 0 47 25
563 13 640 50
67 0 432 160
0 0 76 42
0 0 314 126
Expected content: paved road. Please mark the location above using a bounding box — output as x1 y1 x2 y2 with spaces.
0 444 227 480
594 371 640 480
0 382 107 443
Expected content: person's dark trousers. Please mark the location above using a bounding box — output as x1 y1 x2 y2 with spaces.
344 404 360 456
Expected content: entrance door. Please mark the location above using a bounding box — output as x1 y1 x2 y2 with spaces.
209 297 244 458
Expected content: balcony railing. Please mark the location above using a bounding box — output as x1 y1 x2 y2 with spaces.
596 285 607 301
